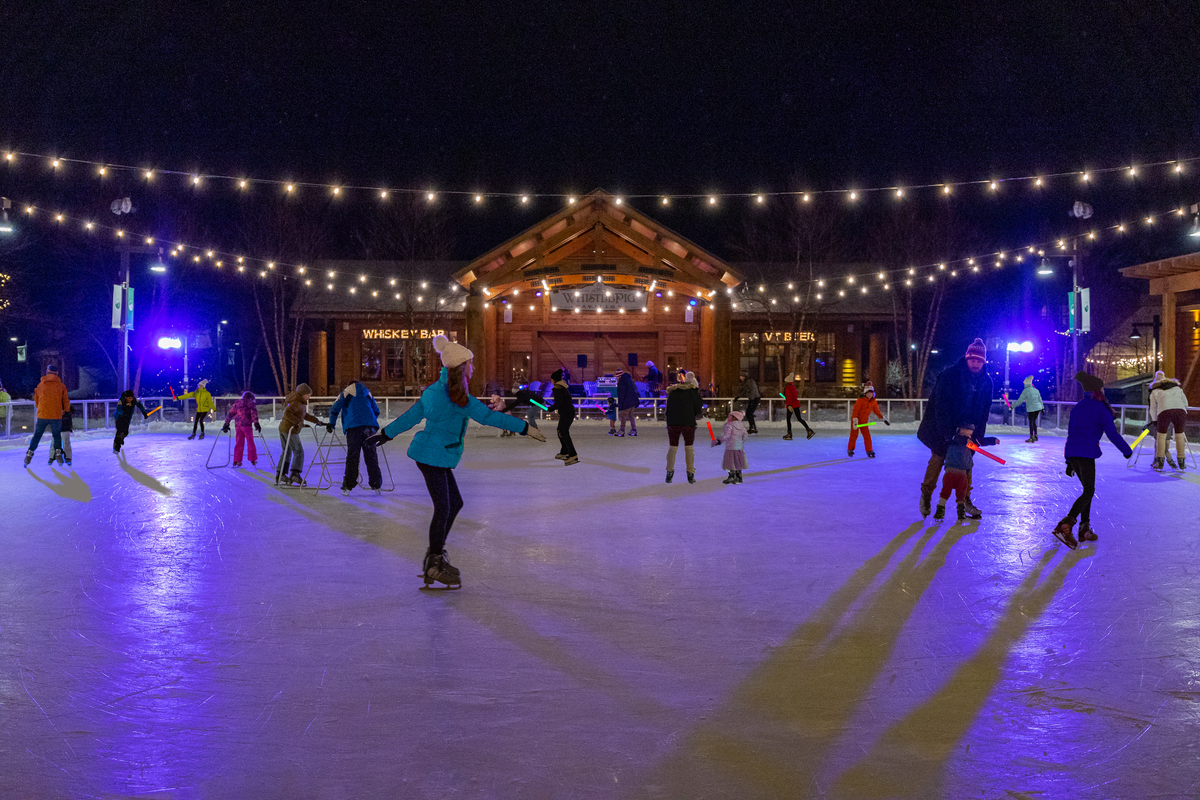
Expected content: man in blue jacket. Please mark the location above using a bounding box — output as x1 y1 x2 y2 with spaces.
615 367 640 436
328 381 383 496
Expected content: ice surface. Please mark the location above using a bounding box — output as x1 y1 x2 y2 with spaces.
1 421 1197 798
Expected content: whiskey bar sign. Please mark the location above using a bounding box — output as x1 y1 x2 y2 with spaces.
362 328 446 340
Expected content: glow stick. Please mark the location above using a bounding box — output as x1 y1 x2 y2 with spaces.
1129 429 1150 450
779 393 785 398
1002 392 1011 409
856 421 877 428
530 399 549 410
146 406 163 416
966 441 1006 465
169 385 177 400
706 420 716 442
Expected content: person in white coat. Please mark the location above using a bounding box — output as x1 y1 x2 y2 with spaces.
1148 370 1190 471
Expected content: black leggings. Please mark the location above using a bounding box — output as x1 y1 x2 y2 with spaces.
786 407 811 435
1028 410 1041 437
416 461 463 553
1066 457 1096 528
557 417 577 457
744 397 760 430
192 411 208 435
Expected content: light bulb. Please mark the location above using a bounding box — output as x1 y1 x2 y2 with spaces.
286 184 294 192
521 196 528 204
756 195 764 203
380 190 388 199
475 195 482 203
709 196 716 205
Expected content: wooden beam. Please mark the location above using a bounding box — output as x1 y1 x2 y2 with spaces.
1163 290 1177 378
475 212 598 290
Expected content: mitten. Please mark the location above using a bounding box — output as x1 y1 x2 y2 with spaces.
365 431 391 448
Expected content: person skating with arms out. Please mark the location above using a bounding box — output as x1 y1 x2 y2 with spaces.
847 381 888 457
366 335 546 589
222 391 262 467
1052 371 1133 549
113 389 148 455
547 368 579 465
917 338 994 519
179 378 216 440
24 364 71 468
1012 375 1044 443
782 373 815 440
934 424 974 520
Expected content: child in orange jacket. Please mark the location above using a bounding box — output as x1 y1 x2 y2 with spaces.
848 381 889 458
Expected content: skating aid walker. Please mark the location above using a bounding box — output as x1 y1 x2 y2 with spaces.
205 427 232 470
1129 427 1198 470
309 427 396 494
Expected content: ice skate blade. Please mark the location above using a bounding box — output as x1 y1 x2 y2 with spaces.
419 583 462 591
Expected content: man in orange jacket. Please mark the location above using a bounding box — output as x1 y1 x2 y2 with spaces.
25 364 71 467
848 381 889 458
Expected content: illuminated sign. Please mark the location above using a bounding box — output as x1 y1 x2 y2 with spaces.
762 332 816 343
362 329 446 340
550 282 645 311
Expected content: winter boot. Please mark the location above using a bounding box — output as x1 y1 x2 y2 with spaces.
1052 518 1079 550
665 470 674 484
1078 525 1099 542
961 497 982 519
920 491 932 517
933 503 945 520
867 451 876 459
723 471 736 484
422 551 462 589
23 450 33 468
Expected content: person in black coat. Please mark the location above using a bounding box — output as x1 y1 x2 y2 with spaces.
547 369 578 465
664 371 705 484
113 390 148 454
917 339 994 517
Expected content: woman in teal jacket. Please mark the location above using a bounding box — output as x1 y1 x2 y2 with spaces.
1012 375 1045 443
369 335 546 588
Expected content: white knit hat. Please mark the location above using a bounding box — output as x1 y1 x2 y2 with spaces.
433 334 473 368
1153 370 1166 383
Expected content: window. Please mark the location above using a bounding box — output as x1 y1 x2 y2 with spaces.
739 333 759 379
814 332 836 383
361 341 382 380
385 342 404 381
509 352 531 389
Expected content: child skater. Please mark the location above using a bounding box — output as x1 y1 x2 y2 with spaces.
113 389 148 454
847 381 889 458
1052 371 1133 549
935 424 974 520
719 408 749 484
367 335 547 589
59 403 74 467
222 391 262 467
606 396 618 435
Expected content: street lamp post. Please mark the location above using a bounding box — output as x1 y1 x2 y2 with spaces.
115 242 159 394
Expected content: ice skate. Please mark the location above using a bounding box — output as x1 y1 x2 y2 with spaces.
1152 457 1165 471
289 473 306 488
187 434 196 441
919 491 932 517
933 504 945 520
277 473 292 486
847 449 854 457
199 432 205 440
867 451 876 459
665 470 674 484
723 472 736 484
421 551 462 590
55 449 65 466
555 454 569 460
734 471 743 484
341 488 351 496
956 502 966 520
687 472 696 484
250 461 257 467
1166 454 1179 470
1024 437 1034 443
23 450 33 468
961 497 982 519
1052 518 1079 550
1078 525 1098 542
47 451 55 465
112 447 120 455
806 429 815 439
64 457 72 467
232 462 242 468
1032 434 1039 442
373 488 382 496
782 433 793 440
563 455 580 466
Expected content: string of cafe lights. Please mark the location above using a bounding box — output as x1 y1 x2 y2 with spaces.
4 147 1200 207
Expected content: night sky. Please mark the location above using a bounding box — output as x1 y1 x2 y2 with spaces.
3 2 1200 389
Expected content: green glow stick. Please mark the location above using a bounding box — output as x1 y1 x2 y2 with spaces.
856 421 877 428
531 399 549 410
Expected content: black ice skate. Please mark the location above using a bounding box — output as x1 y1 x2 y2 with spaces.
1166 455 1179 470
23 450 33 468
919 492 932 518
187 434 196 441
961 497 982 519
734 471 743 484
867 451 876 459
782 433 793 440
723 472 736 484
665 470 674 484
421 551 462 590
687 472 696 484
806 429 816 439
933 504 945 520
956 502 966 520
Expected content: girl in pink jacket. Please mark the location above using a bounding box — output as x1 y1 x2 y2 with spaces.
222 391 262 467
719 410 749 484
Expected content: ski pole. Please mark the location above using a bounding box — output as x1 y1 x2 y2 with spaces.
966 441 1006 465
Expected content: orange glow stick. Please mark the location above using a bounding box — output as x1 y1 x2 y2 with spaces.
146 406 163 416
967 441 1005 465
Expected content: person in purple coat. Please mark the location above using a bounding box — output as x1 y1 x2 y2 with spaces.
1052 371 1133 549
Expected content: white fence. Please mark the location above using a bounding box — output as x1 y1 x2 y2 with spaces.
2 395 1196 441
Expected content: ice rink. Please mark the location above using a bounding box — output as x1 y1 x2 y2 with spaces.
1 420 1197 799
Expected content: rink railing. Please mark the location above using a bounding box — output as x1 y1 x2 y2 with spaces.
2 395 1197 441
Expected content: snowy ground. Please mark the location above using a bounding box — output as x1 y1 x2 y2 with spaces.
1 420 1197 798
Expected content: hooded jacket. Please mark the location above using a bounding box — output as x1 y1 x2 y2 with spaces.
114 390 148 422
1013 377 1044 413
1149 378 1189 421
178 384 216 413
279 383 321 435
328 381 380 432
382 367 527 468
224 391 260 428
34 373 71 420
665 374 704 427
917 357 993 457
784 382 801 409
616 372 639 410
547 380 576 421
722 412 748 451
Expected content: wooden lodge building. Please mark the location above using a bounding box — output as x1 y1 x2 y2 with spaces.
302 191 895 397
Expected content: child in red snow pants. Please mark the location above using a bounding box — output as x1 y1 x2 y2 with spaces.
234 426 258 464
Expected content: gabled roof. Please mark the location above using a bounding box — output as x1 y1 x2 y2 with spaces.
453 190 743 298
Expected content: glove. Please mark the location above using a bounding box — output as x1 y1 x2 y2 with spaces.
326 424 334 433
524 425 547 443
979 437 999 447
712 438 722 447
1065 460 1075 477
254 423 261 433
365 431 391 448
883 418 891 426
222 424 230 433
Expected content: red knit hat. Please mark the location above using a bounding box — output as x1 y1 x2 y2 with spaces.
965 338 986 361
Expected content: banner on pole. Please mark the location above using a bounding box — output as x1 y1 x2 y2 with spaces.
1080 288 1091 333
1067 291 1076 333
125 287 135 330
16 344 26 363
112 285 123 329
